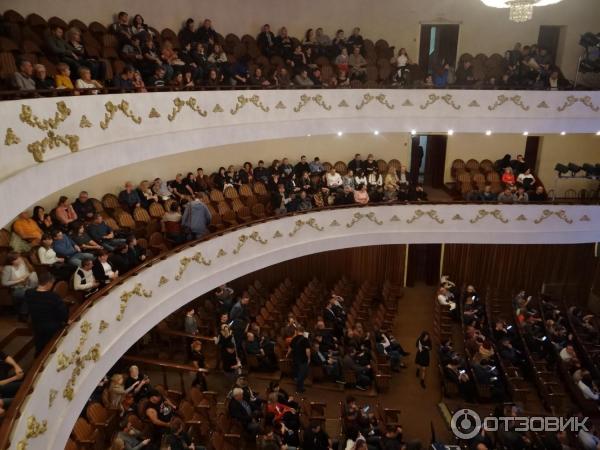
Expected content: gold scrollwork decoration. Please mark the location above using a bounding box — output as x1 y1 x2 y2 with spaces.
515 214 527 221
213 103 224 113
273 230 283 238
275 101 286 109
556 95 599 112
406 209 445 224
469 209 509 224
419 94 439 110
230 95 270 115
468 100 480 107
294 94 332 112
441 94 461 110
48 389 58 408
452 214 463 221
79 115 92 128
167 97 208 121
346 212 384 228
355 93 395 110
116 283 153 320
233 232 268 254
537 101 549 109
174 252 212 281
390 215 400 222
100 100 142 130
338 99 349 108
158 275 169 286
329 220 340 227
289 218 324 237
533 209 573 224
402 99 413 107
5 128 21 145
149 107 161 118
27 131 79 163
216 249 227 257
19 101 71 131
487 95 530 111
17 414 48 447
98 320 109 333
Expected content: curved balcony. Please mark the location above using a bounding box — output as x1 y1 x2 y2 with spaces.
1 202 599 450
1 88 599 227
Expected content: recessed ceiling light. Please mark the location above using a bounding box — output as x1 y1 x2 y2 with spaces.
596 131 600 136
560 131 566 136
307 134 311 137
373 130 379 136
410 130 417 135
447 129 454 136
337 131 343 137
523 131 529 136
485 130 492 136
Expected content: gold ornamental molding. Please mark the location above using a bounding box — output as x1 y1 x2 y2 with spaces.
487 94 530 111
55 320 101 402
100 100 142 130
216 248 228 257
515 214 527 221
213 103 224 113
329 220 340 227
293 94 332 112
27 131 79 163
232 231 268 254
116 283 153 320
452 214 463 221
174 252 212 281
98 320 109 333
469 209 509 224
79 115 92 128
580 215 591 222
19 101 71 131
556 95 599 112
537 101 549 109
158 275 170 286
346 212 383 228
230 95 270 114
419 93 460 110
272 230 283 238
4 128 21 145
406 209 444 224
275 101 286 109
16 415 48 450
533 209 574 224
468 100 480 107
148 107 161 118
167 97 208 121
48 389 58 408
288 218 325 237
338 99 349 108
355 93 395 110
390 215 401 222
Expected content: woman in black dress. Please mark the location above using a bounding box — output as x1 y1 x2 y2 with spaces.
415 331 432 389
190 339 208 390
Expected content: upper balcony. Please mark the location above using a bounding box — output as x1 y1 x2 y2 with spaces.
1 88 599 227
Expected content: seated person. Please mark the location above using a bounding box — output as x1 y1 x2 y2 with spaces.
109 244 133 274
145 389 176 437
113 417 151 450
353 184 369 205
0 351 25 399
266 392 299 430
12 59 35 90
245 331 278 372
374 329 408 371
87 214 126 251
228 387 261 434
75 67 102 94
516 169 535 190
54 63 74 90
118 182 142 211
72 191 96 221
73 258 99 298
1 253 39 318
342 347 373 391
92 250 118 286
529 185 548 202
70 222 103 253
55 196 78 228
126 235 146 266
311 341 343 382
38 234 75 280
304 421 335 450
501 167 516 186
52 229 95 267
12 211 42 246
444 358 476 402
325 168 343 191
124 364 151 402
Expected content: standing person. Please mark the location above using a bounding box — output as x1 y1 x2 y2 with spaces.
415 331 432 389
24 272 69 355
288 326 310 393
181 196 212 239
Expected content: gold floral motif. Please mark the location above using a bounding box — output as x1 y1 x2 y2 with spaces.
272 230 283 238
98 320 109 333
516 214 527 221
533 209 573 224
216 249 227 257
275 101 286 109
233 232 268 254
338 99 349 108
79 115 92 128
537 101 549 109
19 101 71 131
452 214 463 221
27 132 79 163
355 93 395 110
487 95 530 111
158 276 169 286
556 95 599 112
469 209 509 224
48 389 58 408
24 415 47 439
100 100 142 130
468 100 480 107
288 218 325 237
167 97 208 121
293 94 332 112
419 94 439 110
346 212 384 228
390 215 400 222
116 283 153 320
4 127 21 145
213 103 224 113
230 95 270 114
149 107 161 118
580 215 591 222
329 220 340 227
406 209 444 224
174 252 212 281
401 99 413 107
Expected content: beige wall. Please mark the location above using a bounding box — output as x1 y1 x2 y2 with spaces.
537 135 600 196
9 0 600 79
33 133 411 210
444 134 527 183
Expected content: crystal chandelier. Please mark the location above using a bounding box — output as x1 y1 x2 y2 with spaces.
481 0 563 23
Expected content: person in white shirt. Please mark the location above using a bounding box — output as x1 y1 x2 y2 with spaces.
38 234 74 281
1 252 38 319
354 169 367 188
559 344 578 363
392 48 410 85
575 370 600 401
325 168 343 191
516 169 536 190
75 67 102 94
437 287 456 311
73 258 99 298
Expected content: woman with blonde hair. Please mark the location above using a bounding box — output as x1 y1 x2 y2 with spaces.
107 373 138 413
384 168 399 201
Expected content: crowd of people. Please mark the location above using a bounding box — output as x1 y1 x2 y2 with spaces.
4 9 570 94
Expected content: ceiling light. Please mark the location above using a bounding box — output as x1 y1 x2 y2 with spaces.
373 130 379 136
485 130 492 136
337 131 343 137
307 134 311 137
523 131 529 136
596 131 600 136
410 130 417 136
480 0 563 23
560 131 566 135
447 129 454 136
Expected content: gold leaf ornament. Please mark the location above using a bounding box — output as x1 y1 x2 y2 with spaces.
79 115 92 128
533 209 573 224
346 212 384 228
174 252 212 281
355 93 394 110
100 100 142 129
288 218 325 237
469 209 509 224
5 127 21 145
168 97 208 121
116 283 153 320
406 209 444 224
293 94 332 112
230 95 270 114
232 231 268 254
19 101 71 130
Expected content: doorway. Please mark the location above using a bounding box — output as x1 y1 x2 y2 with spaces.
538 26 563 65
410 134 447 188
405 244 442 286
419 24 460 74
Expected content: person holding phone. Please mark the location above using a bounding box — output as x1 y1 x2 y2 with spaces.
415 331 431 389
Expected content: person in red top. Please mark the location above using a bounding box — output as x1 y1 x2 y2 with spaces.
501 167 516 186
266 392 300 430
